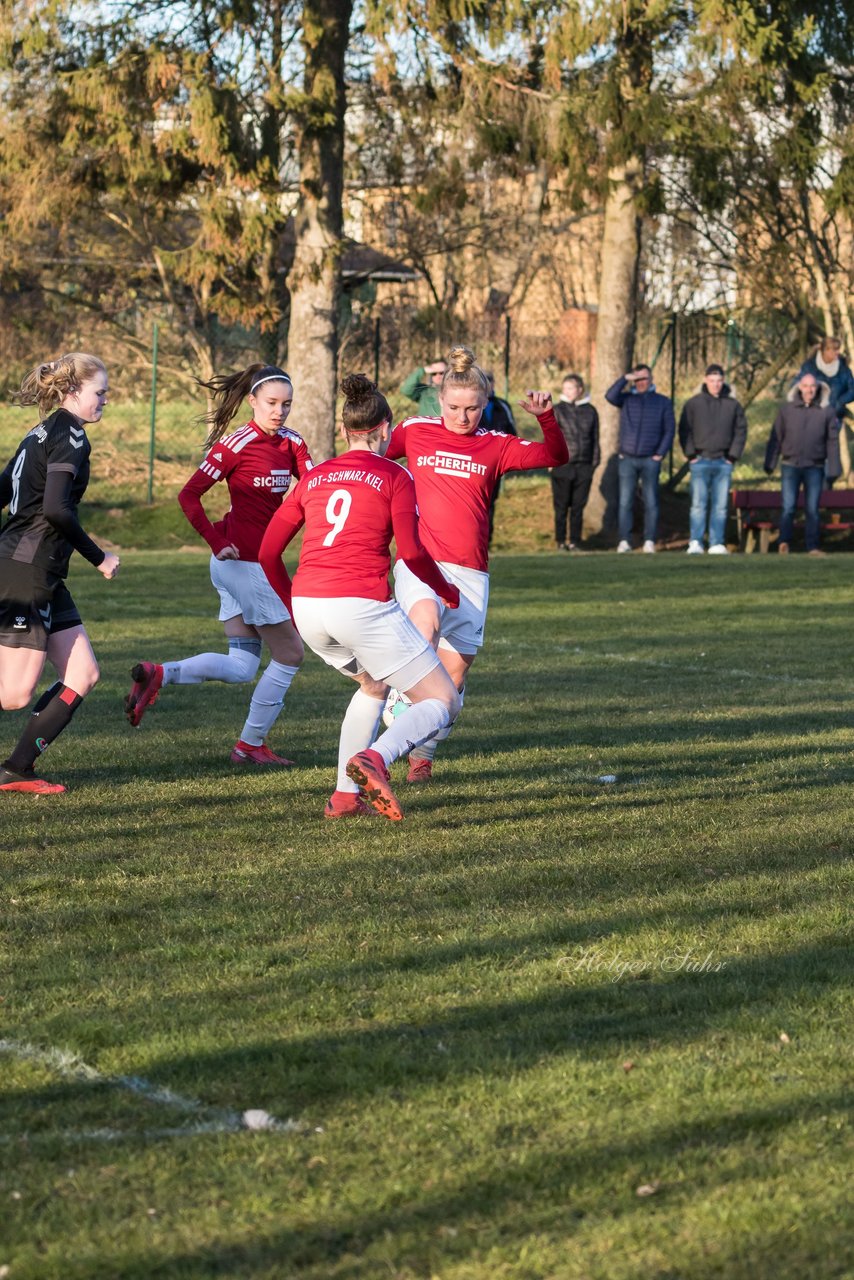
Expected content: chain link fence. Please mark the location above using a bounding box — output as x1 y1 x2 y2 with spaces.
0 305 801 507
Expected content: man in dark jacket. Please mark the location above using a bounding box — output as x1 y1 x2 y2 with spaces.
679 364 748 555
483 372 517 435
551 373 600 549
764 374 840 555
606 364 675 552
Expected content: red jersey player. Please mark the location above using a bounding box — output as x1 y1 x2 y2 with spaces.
384 344 568 781
259 373 460 822
124 363 312 767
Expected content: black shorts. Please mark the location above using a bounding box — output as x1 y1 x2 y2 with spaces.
0 559 83 651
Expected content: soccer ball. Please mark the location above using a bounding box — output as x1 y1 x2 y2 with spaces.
382 687 412 729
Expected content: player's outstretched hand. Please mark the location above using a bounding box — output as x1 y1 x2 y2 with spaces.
216 543 240 561
518 390 553 417
98 552 120 579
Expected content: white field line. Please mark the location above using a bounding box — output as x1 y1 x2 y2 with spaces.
0 1039 304 1142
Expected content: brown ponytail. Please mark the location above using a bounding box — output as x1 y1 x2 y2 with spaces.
199 364 293 448
341 373 391 440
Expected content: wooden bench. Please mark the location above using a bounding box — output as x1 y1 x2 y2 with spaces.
732 488 854 553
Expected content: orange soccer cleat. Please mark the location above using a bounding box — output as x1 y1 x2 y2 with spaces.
406 757 433 784
0 765 66 794
346 748 403 821
125 662 164 727
230 740 295 767
324 789 373 819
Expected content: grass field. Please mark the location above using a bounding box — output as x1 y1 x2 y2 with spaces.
2 551 852 1279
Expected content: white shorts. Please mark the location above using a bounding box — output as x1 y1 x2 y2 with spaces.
292 596 440 686
209 556 291 627
393 560 489 655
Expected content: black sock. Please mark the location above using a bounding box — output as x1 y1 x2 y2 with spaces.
4 682 84 773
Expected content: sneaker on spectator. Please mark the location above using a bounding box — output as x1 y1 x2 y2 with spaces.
617 540 632 553
643 540 656 554
687 540 704 555
708 544 729 555
778 542 790 555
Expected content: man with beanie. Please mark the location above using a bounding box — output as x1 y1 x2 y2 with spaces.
679 364 748 554
606 364 675 553
551 373 600 549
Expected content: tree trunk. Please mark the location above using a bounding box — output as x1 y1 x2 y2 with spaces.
584 157 643 536
286 0 353 461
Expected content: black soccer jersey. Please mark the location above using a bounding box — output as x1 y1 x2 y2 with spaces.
0 408 96 577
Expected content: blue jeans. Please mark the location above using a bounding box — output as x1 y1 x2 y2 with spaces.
689 457 733 546
780 464 824 551
618 455 661 543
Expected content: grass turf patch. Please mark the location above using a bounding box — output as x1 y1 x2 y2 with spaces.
1 552 852 1279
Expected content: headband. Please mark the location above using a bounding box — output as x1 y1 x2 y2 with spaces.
250 368 292 394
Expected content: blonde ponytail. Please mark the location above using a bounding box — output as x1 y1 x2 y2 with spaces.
18 353 106 416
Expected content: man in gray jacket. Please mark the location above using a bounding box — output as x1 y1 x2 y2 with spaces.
764 374 840 555
679 364 748 554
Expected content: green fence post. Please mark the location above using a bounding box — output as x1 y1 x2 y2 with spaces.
373 316 381 386
147 323 159 505
669 311 677 483
503 314 511 400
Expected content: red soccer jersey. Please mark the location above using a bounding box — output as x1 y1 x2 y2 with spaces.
259 450 455 605
385 408 567 571
178 421 313 561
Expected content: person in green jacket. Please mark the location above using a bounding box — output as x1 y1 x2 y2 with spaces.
400 358 446 417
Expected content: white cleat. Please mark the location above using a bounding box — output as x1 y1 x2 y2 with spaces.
643 540 656 554
708 544 730 555
687 540 705 555
617 540 632 553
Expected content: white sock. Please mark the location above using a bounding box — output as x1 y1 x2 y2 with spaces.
162 638 261 686
239 660 299 747
337 689 384 792
372 698 450 769
410 683 465 762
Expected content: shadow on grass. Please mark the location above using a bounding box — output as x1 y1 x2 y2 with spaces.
6 936 848 1126
21 1085 852 1280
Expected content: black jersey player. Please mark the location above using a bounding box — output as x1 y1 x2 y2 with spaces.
0 353 120 793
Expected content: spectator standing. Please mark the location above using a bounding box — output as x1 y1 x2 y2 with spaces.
551 373 600 550
764 373 840 556
796 337 854 420
482 372 517 435
483 371 518 545
400 358 446 418
606 364 675 553
679 363 747 555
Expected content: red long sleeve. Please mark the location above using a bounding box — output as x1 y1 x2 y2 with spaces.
258 497 305 609
177 468 231 556
391 487 460 607
497 406 568 474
